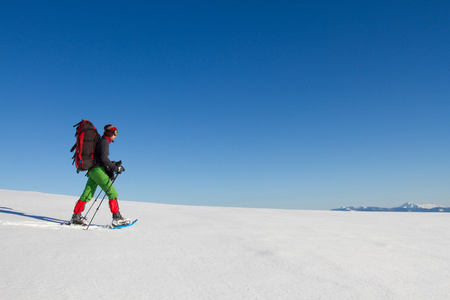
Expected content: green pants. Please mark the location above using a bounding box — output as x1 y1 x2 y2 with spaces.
80 167 118 202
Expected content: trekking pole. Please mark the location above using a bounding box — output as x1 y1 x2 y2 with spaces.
85 173 119 230
82 189 105 220
83 165 122 219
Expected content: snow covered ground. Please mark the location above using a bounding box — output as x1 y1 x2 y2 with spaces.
1 189 450 299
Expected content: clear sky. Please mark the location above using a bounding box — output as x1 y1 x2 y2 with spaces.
1 1 449 210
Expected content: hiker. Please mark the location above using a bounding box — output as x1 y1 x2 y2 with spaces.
70 124 130 227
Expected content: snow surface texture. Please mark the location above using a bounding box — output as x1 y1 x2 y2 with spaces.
1 189 450 300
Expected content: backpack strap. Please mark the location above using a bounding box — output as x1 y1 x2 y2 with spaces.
73 120 83 127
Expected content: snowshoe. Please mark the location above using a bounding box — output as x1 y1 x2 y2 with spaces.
112 212 132 227
70 214 89 226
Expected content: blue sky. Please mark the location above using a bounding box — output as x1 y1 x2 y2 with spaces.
1 1 449 209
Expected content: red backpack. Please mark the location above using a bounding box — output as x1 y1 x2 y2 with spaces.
71 120 100 172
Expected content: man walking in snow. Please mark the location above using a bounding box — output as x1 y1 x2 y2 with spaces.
70 124 131 227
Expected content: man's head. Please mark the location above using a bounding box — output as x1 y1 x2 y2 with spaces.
104 124 118 139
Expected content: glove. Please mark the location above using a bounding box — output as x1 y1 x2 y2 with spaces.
116 166 125 174
105 168 114 179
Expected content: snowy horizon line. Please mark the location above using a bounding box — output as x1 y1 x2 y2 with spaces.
333 202 450 212
2 189 448 212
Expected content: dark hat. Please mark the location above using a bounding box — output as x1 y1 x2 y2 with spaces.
104 124 118 135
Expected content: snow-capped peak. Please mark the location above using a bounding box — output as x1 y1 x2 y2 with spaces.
400 202 419 209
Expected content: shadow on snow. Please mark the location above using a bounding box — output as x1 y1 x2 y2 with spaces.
0 207 66 224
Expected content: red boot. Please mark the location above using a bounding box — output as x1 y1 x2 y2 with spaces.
73 200 86 214
109 198 119 214
71 200 88 226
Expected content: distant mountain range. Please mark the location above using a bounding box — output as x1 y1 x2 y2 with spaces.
332 202 450 212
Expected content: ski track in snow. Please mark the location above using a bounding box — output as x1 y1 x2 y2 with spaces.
1 189 450 299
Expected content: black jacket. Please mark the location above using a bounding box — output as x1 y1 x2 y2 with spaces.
93 136 117 173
